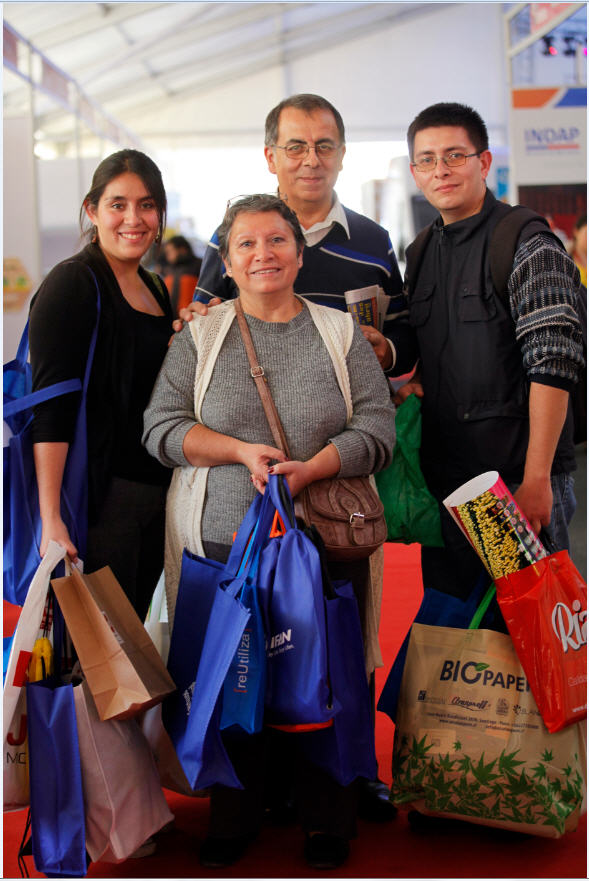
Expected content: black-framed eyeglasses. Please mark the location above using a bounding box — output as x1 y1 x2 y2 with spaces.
272 141 342 159
412 151 480 172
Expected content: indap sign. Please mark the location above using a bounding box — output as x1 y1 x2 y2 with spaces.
524 125 581 151
510 87 586 184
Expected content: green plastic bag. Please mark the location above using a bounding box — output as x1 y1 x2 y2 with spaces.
375 394 443 546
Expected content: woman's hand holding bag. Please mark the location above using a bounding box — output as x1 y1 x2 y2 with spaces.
163 485 275 789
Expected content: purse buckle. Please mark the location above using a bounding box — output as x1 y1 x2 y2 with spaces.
250 365 265 378
349 511 365 527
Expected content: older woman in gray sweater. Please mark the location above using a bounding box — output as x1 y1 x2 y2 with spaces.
143 194 394 871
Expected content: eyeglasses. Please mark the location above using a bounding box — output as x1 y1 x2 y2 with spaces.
226 193 279 210
272 141 341 159
412 151 480 172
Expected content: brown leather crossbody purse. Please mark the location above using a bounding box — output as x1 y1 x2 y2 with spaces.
234 299 386 561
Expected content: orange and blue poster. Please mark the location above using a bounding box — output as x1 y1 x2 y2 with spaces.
510 86 586 186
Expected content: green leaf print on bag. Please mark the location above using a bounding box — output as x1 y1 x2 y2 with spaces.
392 736 584 836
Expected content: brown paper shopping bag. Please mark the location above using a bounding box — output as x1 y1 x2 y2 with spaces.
52 566 175 720
391 620 586 837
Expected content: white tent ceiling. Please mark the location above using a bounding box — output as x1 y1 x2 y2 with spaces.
4 1 513 152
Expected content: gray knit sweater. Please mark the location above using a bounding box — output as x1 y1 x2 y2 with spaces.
143 303 394 546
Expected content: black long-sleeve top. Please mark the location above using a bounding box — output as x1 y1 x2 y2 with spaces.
29 243 173 524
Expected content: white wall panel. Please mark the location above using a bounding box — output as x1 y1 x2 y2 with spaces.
4 116 40 360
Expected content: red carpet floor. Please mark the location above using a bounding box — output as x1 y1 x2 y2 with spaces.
3 543 587 878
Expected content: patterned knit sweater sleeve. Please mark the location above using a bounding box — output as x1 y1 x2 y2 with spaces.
509 231 584 391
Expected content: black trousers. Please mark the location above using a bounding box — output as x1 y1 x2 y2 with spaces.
85 476 168 621
202 540 367 842
209 727 358 840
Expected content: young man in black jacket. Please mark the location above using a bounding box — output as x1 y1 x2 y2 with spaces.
399 101 583 604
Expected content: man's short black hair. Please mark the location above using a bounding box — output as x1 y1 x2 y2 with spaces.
407 102 489 160
264 94 345 147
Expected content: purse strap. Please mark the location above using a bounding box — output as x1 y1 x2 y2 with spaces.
234 298 292 458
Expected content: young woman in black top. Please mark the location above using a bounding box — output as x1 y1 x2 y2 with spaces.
29 149 173 620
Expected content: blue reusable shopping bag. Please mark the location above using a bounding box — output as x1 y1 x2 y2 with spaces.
220 549 267 735
4 272 101 605
162 548 239 789
298 528 377 784
163 488 275 788
26 678 87 877
261 475 336 729
180 568 254 783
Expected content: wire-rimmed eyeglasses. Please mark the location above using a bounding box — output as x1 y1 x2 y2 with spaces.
272 141 342 159
412 151 480 172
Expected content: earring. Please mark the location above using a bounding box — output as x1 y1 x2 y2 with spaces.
155 232 162 244
91 226 98 243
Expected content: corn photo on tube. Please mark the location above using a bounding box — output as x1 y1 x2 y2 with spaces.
443 471 546 580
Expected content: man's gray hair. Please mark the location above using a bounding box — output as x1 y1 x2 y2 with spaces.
264 94 346 147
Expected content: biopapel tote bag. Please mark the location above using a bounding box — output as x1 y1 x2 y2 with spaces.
392 621 586 837
52 565 175 720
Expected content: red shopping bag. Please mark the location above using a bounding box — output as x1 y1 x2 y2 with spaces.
495 551 587 733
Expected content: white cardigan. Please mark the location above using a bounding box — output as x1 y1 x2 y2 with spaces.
164 298 384 673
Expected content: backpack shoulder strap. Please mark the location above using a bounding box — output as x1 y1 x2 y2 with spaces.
404 223 434 298
488 206 553 301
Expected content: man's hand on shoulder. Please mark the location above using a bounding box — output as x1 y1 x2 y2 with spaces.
360 326 393 370
172 297 222 333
